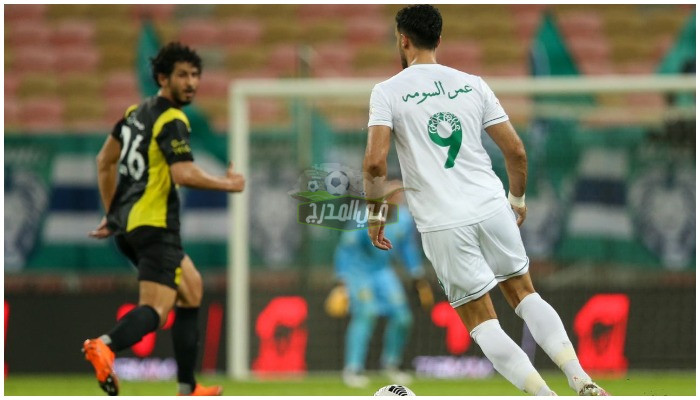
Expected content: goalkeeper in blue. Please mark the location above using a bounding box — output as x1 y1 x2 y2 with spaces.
326 188 434 388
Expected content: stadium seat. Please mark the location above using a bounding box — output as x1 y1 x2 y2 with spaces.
101 72 139 99
345 18 391 45
52 20 95 47
266 44 300 77
18 97 65 132
5 73 20 99
47 4 92 20
567 35 611 65
510 9 542 41
4 4 47 22
249 98 288 127
55 47 101 74
95 20 139 48
577 59 616 75
99 45 136 72
84 4 130 21
64 96 107 132
17 74 59 99
198 47 227 70
557 12 604 38
225 46 269 73
59 74 103 99
173 4 216 20
6 21 51 47
261 18 304 45
5 99 21 130
195 70 232 99
438 42 483 72
178 18 222 48
130 4 176 21
298 4 382 21
301 20 347 45
220 18 263 47
310 43 354 77
352 45 397 72
12 47 57 73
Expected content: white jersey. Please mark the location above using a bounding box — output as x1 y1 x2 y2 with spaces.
368 63 509 233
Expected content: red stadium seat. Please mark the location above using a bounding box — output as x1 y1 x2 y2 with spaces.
52 20 95 47
178 19 222 48
103 72 140 99
104 96 142 124
196 70 232 99
55 47 100 74
4 4 47 22
5 73 20 99
567 35 611 64
266 44 300 77
12 46 57 73
130 4 176 21
5 99 21 129
345 18 391 46
557 12 604 38
220 18 263 47
298 4 382 21
6 21 51 47
310 43 354 77
18 97 65 132
439 42 483 72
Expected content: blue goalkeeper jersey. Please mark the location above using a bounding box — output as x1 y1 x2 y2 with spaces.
334 207 424 281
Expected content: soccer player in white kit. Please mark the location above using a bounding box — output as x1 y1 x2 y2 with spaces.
363 5 608 396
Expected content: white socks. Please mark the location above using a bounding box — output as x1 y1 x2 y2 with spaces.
470 319 555 396
515 292 591 393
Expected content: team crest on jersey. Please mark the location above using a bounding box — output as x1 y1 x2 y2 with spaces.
628 166 695 269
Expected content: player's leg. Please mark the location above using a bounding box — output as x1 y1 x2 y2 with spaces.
421 221 554 396
500 274 608 396
454 293 554 396
343 276 378 387
374 269 412 384
481 204 607 395
83 230 178 395
172 254 222 396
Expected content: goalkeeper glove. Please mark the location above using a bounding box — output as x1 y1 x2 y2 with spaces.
324 283 349 318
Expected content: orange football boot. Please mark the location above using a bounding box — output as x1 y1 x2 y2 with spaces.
82 338 119 396
178 384 223 396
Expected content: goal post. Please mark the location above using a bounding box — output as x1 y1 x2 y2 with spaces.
226 74 695 379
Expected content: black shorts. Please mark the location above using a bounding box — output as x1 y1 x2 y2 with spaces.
115 226 184 289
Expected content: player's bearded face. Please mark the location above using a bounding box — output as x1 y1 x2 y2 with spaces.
168 62 200 106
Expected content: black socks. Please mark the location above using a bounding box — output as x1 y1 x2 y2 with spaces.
107 305 160 352
172 307 200 389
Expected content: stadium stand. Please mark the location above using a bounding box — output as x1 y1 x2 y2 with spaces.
3 4 692 133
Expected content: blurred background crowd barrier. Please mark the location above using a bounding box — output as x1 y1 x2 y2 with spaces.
4 4 695 378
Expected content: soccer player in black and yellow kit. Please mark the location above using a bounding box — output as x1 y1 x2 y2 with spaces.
83 43 244 396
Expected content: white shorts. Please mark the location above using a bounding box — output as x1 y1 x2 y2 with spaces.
420 203 529 308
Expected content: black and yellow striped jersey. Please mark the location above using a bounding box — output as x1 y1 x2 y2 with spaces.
106 96 194 234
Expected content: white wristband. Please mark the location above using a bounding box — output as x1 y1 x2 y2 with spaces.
508 192 526 208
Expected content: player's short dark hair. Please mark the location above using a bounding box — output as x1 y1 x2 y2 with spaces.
395 4 442 50
151 42 202 86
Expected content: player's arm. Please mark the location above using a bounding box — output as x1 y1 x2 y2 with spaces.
170 161 245 192
363 125 393 250
485 120 528 226
90 134 121 239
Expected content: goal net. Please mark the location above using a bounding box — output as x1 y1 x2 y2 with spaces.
226 74 694 379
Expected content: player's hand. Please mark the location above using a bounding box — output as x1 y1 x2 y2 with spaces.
89 216 113 239
368 221 392 251
226 162 245 192
324 283 349 318
413 278 434 311
511 204 527 226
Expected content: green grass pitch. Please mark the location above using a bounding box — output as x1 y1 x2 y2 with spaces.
4 371 695 396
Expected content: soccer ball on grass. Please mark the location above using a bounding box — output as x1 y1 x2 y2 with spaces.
374 384 416 396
